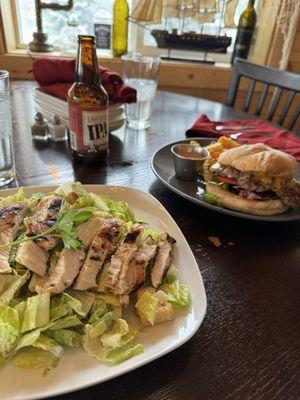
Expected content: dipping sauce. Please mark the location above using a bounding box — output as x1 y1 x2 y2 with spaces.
175 144 209 160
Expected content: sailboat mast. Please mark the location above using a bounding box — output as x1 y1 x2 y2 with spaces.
218 0 226 36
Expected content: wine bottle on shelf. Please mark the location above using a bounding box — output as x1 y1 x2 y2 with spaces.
113 0 129 57
231 0 257 65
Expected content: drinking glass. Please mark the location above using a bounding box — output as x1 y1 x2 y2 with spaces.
0 71 15 186
122 54 161 130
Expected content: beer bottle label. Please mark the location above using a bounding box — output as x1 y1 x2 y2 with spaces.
68 104 109 152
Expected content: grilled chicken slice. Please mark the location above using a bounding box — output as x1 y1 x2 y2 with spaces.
0 202 27 273
73 218 122 291
151 233 176 288
105 224 144 294
38 249 85 294
28 252 58 292
16 240 49 276
77 217 104 248
126 237 157 294
25 195 62 251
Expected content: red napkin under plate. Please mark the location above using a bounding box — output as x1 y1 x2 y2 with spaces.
186 114 300 161
30 57 136 104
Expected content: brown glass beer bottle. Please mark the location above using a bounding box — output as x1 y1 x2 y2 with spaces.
68 35 109 162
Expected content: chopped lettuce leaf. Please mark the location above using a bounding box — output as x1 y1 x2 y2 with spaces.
0 272 29 306
160 280 191 308
0 188 26 207
12 347 59 371
33 334 63 358
48 315 83 331
87 312 113 340
142 229 160 242
15 328 42 351
12 335 63 372
101 319 136 349
135 291 160 326
83 317 140 363
50 295 70 320
89 299 109 324
47 329 81 348
15 292 50 333
104 340 143 364
0 304 19 358
63 290 95 317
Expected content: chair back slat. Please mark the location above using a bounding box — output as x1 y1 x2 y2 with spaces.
267 88 282 121
287 105 300 132
243 80 256 112
277 91 296 126
255 84 269 116
225 58 300 130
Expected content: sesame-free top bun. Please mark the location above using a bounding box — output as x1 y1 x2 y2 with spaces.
218 143 297 179
206 182 289 216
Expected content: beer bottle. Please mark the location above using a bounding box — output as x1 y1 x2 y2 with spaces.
68 35 109 162
113 0 129 57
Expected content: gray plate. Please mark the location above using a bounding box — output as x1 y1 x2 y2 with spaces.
151 137 300 222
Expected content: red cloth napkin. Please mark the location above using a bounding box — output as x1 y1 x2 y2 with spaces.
30 57 136 104
186 114 300 161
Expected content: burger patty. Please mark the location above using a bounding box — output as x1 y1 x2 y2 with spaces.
218 167 300 208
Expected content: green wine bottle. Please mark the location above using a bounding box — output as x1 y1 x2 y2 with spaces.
231 0 257 65
113 0 129 57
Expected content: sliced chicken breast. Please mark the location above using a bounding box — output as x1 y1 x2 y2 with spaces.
77 217 104 248
0 202 27 273
25 195 62 251
16 240 49 276
151 233 176 288
126 237 157 294
38 248 85 294
73 218 122 291
105 224 143 294
28 252 58 292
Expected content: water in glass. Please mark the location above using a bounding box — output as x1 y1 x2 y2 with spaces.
122 54 160 130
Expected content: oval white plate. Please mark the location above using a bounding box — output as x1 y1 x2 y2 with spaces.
0 184 207 400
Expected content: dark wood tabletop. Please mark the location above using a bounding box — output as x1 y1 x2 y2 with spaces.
7 81 300 400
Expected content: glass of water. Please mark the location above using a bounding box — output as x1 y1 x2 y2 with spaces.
0 71 15 186
122 54 161 130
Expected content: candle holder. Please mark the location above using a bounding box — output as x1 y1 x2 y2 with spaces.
29 0 74 52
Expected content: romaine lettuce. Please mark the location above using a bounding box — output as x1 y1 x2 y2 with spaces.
0 188 26 207
0 304 19 358
135 291 160 326
160 280 191 308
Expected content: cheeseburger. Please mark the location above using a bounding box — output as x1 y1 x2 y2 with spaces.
204 143 300 216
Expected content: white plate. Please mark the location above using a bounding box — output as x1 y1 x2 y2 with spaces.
0 185 207 400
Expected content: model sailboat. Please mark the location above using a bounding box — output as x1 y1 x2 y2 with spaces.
130 0 239 54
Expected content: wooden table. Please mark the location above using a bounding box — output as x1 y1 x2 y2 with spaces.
8 81 300 400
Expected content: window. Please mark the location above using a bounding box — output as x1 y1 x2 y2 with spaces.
15 0 133 55
136 0 253 63
13 0 255 63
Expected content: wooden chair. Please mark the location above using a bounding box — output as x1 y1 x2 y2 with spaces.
226 58 300 131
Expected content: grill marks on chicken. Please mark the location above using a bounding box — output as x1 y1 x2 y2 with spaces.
126 237 157 294
77 217 104 248
38 249 85 294
105 224 144 294
25 195 62 250
74 218 122 291
0 202 27 273
151 233 175 288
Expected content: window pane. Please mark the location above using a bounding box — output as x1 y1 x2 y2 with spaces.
16 0 132 53
142 0 251 54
